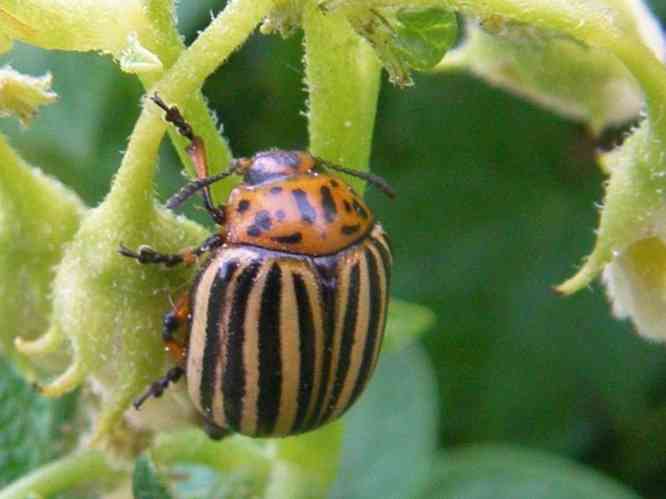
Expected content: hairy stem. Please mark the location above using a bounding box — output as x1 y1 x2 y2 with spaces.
303 1 382 193
108 0 274 207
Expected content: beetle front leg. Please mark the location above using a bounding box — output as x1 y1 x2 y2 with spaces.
162 293 191 365
133 366 185 410
119 233 224 267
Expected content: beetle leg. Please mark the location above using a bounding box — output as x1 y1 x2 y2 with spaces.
133 366 185 410
202 418 231 440
162 293 191 364
151 94 227 225
134 291 193 410
118 234 224 268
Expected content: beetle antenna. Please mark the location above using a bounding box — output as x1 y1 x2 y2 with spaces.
323 163 396 199
166 165 238 210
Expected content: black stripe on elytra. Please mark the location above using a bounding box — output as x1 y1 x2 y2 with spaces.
341 224 360 235
291 274 317 433
306 257 337 430
271 233 303 245
349 248 382 406
371 236 392 287
256 263 283 435
381 231 394 254
320 186 338 223
292 189 316 224
200 260 239 419
222 261 260 431
323 262 360 420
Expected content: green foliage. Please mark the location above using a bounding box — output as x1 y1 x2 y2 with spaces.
0 358 77 487
383 298 437 352
133 456 174 499
392 7 458 71
2 1 666 499
331 346 438 499
420 446 641 499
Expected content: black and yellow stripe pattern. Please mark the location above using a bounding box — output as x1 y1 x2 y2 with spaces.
186 223 392 437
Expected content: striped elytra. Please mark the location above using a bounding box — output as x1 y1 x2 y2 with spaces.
187 223 392 437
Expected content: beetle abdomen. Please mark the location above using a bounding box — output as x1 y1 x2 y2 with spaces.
187 223 391 437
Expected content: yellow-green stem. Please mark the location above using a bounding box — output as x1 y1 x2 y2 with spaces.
303 1 382 193
107 0 274 207
0 449 122 499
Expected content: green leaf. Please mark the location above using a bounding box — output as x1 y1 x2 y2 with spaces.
133 455 174 499
419 446 641 499
0 357 77 487
393 8 459 71
338 5 458 86
330 344 439 499
383 298 436 352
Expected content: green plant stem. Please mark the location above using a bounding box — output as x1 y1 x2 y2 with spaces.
142 0 234 190
108 0 274 208
303 1 382 193
0 0 236 199
0 449 122 499
152 431 272 482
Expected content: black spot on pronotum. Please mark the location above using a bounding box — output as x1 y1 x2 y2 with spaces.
320 186 337 223
341 224 360 235
330 179 339 188
352 199 368 219
343 200 352 213
270 186 283 195
237 200 251 213
271 233 303 244
292 189 317 224
276 209 286 221
255 210 272 231
247 225 261 237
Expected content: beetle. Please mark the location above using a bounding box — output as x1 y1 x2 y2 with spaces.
119 95 394 439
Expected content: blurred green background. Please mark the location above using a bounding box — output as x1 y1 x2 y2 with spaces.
3 2 666 498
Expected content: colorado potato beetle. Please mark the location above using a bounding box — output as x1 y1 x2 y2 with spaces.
120 95 394 439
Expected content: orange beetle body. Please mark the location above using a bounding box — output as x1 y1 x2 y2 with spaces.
225 150 374 256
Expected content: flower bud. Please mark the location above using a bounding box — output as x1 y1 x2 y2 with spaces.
558 118 666 340
0 67 57 126
0 135 85 376
603 237 666 341
441 0 665 133
15 136 209 444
